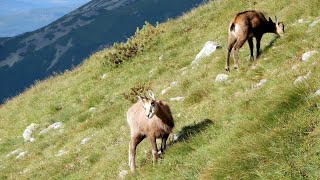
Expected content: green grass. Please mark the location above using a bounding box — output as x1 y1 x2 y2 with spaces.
1 0 320 179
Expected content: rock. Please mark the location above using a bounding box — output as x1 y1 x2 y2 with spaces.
55 150 66 157
16 151 27 159
159 55 163 60
252 79 267 88
291 64 299 70
294 72 311 85
80 138 90 145
301 50 317 61
101 74 108 79
89 107 97 113
181 67 188 76
161 81 178 95
192 41 221 65
215 74 228 82
170 97 185 101
315 89 320 96
310 18 320 27
22 123 38 142
161 87 171 95
119 170 128 179
6 149 21 157
39 122 63 135
298 19 304 23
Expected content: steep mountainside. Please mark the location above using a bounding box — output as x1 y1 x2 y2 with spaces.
0 0 319 179
0 0 204 103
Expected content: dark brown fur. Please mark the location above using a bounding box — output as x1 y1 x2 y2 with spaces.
225 10 284 71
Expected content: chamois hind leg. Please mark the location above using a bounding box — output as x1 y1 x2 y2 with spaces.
148 136 158 165
248 37 254 61
233 36 247 70
225 35 237 71
129 134 145 172
160 134 169 154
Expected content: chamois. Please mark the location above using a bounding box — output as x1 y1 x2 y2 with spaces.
225 10 285 71
127 90 174 172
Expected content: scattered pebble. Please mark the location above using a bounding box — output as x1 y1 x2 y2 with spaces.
89 107 97 113
119 170 129 179
6 149 21 158
170 97 185 101
80 138 90 145
101 74 108 79
294 72 311 85
215 74 228 82
252 79 267 88
192 41 221 65
22 123 38 142
315 89 320 96
39 122 63 135
16 151 27 159
301 50 317 61
310 18 320 27
55 150 66 157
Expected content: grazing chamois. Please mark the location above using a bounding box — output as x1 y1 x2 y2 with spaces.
225 10 285 71
127 90 174 172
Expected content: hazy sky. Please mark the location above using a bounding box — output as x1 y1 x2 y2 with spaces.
0 0 91 37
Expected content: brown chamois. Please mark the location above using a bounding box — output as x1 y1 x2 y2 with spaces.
225 10 284 71
127 90 174 172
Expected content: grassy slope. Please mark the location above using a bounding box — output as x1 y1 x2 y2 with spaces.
1 0 320 179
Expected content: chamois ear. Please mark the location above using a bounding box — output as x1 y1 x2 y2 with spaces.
148 90 156 100
268 17 273 23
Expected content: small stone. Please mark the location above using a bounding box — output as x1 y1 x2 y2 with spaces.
310 19 320 27
55 150 66 157
253 79 267 88
119 170 129 179
89 107 97 113
192 41 221 65
80 138 90 145
16 151 27 159
101 74 108 79
294 72 311 85
6 149 20 157
170 97 185 101
159 55 163 60
301 50 317 61
298 19 304 23
215 74 228 82
315 89 320 96
39 122 64 135
22 123 38 142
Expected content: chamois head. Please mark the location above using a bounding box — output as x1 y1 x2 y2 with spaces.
137 90 158 119
269 16 285 37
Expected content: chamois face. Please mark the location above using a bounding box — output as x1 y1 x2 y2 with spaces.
276 22 285 37
138 90 158 119
142 99 158 119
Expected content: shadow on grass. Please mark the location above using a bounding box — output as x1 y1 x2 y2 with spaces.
171 119 214 144
261 35 280 54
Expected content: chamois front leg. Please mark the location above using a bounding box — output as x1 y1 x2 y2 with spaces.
248 37 254 61
255 35 262 60
129 134 145 172
149 136 158 165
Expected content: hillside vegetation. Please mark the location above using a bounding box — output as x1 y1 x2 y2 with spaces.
1 0 320 179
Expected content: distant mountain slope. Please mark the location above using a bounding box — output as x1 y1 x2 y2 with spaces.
0 0 204 103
